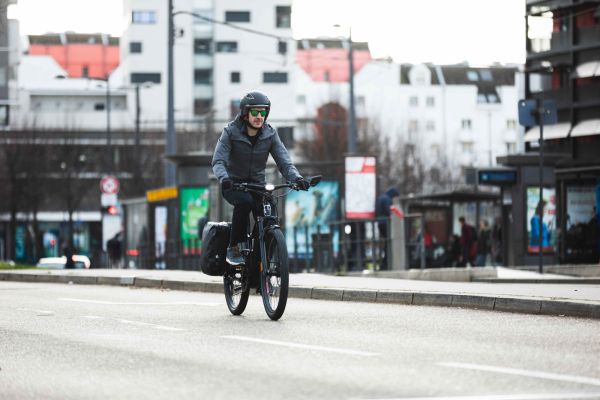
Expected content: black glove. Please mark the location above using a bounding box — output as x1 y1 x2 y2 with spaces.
295 177 310 191
221 178 233 192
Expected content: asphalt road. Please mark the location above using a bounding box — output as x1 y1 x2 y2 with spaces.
1 282 599 400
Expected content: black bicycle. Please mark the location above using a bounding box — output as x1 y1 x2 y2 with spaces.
223 176 321 320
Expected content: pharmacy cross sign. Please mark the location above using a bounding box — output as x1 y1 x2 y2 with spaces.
100 175 120 195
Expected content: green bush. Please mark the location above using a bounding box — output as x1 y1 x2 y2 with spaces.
0 262 37 270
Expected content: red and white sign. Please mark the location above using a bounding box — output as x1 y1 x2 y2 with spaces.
345 156 376 219
100 175 120 195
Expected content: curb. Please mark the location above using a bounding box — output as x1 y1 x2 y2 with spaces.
473 278 600 284
1 271 599 320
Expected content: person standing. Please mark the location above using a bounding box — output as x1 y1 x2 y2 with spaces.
458 216 476 267
212 91 308 265
475 220 491 266
375 187 400 270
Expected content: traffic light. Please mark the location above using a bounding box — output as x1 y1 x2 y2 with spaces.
101 205 119 216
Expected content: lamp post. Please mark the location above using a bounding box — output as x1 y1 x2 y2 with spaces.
165 0 176 187
335 24 358 154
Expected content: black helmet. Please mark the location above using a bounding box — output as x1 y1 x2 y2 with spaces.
239 91 271 119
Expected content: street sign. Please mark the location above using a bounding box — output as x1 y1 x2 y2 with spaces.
100 175 120 195
477 168 517 185
518 99 558 126
101 193 118 206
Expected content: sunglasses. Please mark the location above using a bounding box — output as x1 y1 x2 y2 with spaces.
248 109 267 117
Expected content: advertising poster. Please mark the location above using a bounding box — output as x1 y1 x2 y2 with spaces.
285 181 339 258
345 156 376 219
526 187 556 253
154 206 167 269
567 186 596 227
179 187 210 252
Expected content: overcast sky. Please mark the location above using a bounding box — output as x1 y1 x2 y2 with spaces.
10 0 526 65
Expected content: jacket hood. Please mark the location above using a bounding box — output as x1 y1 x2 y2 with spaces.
385 187 400 198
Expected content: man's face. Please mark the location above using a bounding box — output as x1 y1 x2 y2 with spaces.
247 107 267 129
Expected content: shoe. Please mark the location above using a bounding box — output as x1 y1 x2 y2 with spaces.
226 245 245 266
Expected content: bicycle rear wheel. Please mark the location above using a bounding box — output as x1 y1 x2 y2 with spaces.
260 229 289 320
223 266 250 315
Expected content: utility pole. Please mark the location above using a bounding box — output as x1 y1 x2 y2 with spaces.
537 99 545 274
347 28 357 154
105 75 112 173
165 0 176 186
135 84 141 184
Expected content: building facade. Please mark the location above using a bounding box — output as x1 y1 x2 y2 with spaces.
498 0 600 266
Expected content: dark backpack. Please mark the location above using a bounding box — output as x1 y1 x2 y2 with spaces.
199 222 230 276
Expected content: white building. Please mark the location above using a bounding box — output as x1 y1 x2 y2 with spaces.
120 0 296 131
294 49 523 181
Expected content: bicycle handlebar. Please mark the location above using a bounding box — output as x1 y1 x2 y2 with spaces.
231 175 322 194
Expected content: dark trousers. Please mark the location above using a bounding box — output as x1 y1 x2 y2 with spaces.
222 189 275 246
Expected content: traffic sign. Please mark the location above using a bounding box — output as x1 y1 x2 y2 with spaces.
100 175 120 195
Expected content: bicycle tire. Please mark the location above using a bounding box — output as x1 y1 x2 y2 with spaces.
223 266 250 315
260 229 289 320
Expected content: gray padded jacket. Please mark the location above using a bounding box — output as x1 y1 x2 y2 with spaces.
211 118 301 184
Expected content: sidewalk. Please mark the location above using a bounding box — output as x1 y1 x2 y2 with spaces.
1 267 599 319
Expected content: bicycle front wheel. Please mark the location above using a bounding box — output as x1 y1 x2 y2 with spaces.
224 266 250 316
260 229 289 320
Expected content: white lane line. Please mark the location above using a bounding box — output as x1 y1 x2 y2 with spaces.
118 319 185 332
358 392 600 400
222 335 379 357
17 307 55 316
59 298 219 306
438 362 600 387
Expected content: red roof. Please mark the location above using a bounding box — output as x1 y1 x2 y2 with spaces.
296 44 371 82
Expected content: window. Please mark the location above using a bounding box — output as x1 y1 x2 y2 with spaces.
480 70 493 81
276 6 291 28
194 69 212 85
263 72 288 83
131 73 161 84
194 39 211 54
230 71 240 83
130 42 142 54
278 41 287 55
230 99 241 118
357 96 365 107
225 11 250 22
467 71 479 81
278 126 294 148
82 65 89 78
461 141 474 152
296 95 306 105
216 41 237 53
426 120 435 131
94 103 105 111
506 119 517 130
0 105 8 126
132 10 156 24
194 99 212 116
193 9 211 25
506 142 516 154
426 96 435 107
461 119 472 130
409 96 418 107
408 120 419 132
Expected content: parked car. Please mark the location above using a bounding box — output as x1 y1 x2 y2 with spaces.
37 255 91 269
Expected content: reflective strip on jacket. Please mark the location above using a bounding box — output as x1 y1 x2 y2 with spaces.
211 117 301 184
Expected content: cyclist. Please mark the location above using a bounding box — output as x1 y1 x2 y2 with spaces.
212 90 310 266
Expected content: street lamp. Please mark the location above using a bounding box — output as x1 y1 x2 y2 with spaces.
334 24 358 155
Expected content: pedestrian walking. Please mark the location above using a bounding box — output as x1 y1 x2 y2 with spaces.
475 220 491 267
375 187 400 270
458 216 476 267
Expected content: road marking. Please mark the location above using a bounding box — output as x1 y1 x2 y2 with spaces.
17 307 55 316
118 319 185 332
222 335 379 357
358 392 600 400
59 298 219 306
438 362 600 387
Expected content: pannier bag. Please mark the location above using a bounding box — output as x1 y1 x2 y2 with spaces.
199 222 230 276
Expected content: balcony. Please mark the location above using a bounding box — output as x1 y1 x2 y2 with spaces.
576 81 600 104
530 87 571 109
550 31 570 51
577 25 600 46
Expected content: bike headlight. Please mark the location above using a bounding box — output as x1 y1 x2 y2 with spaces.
265 183 275 191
